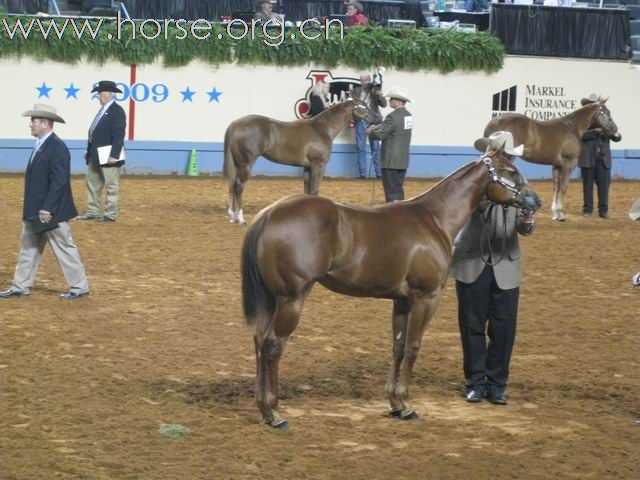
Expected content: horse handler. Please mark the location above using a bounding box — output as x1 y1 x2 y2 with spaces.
450 131 536 405
0 104 90 300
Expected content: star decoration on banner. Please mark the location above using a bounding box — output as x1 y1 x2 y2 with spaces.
207 86 223 103
36 82 52 98
64 83 80 99
180 86 196 103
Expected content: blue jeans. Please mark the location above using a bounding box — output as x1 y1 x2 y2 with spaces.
355 120 381 178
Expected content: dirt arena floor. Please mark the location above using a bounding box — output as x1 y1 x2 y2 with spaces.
1 173 639 480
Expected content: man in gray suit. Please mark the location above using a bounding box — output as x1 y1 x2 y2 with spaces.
451 131 536 405
367 86 413 202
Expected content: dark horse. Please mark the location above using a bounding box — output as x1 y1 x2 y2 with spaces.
241 149 541 429
223 100 369 224
483 99 620 221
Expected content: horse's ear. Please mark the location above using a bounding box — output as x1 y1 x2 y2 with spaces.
600 96 609 104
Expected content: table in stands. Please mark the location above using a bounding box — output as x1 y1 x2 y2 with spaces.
432 10 490 31
490 3 631 60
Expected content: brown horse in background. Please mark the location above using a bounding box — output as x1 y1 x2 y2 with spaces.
241 150 541 429
483 100 620 221
223 100 369 224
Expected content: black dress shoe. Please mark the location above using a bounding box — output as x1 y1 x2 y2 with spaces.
599 213 608 219
77 213 100 220
96 216 116 222
486 388 508 405
60 291 90 300
0 288 29 298
465 387 485 403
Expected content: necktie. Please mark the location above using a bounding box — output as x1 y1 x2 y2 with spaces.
28 139 41 167
89 106 105 139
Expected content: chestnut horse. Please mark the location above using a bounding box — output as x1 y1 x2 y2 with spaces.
483 99 620 221
223 99 368 224
241 150 541 429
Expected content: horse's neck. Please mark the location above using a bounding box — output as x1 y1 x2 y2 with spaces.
565 106 596 135
314 103 351 139
414 161 489 241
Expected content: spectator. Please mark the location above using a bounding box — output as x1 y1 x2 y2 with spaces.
254 0 280 23
367 86 413 202
308 80 331 118
578 93 621 219
451 131 536 405
77 80 127 223
351 72 387 178
345 1 368 26
0 104 90 300
465 0 488 12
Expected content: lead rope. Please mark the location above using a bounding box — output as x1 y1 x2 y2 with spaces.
480 204 508 267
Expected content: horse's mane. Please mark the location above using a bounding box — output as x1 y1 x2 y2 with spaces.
309 99 353 121
407 160 478 203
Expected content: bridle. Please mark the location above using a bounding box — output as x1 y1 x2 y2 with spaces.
593 104 615 133
352 100 369 120
482 156 527 203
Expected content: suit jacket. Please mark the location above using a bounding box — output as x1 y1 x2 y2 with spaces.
308 93 327 117
23 133 77 223
578 128 619 169
87 101 126 168
451 205 534 290
370 107 413 170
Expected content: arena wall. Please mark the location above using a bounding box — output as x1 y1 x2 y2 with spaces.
1 56 639 178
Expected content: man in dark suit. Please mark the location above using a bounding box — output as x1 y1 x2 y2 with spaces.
77 80 126 222
367 86 413 202
0 104 90 300
578 93 621 219
450 131 536 405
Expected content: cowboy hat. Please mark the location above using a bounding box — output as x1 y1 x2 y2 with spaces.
345 0 364 12
474 131 524 156
255 0 275 6
91 80 123 93
580 93 604 106
22 103 66 123
629 198 640 221
385 86 413 103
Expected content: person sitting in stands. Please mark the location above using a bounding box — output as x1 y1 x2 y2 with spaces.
345 1 369 26
465 0 488 12
254 0 280 23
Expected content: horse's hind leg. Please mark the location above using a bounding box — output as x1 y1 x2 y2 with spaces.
394 290 441 420
256 294 306 429
386 299 410 417
232 162 252 224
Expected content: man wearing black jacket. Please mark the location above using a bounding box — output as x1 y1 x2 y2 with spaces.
77 80 126 222
578 93 621 219
0 104 89 300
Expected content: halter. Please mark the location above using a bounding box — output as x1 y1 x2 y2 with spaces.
594 105 615 132
482 156 526 200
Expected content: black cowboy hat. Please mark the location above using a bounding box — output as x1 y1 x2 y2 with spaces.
91 80 123 94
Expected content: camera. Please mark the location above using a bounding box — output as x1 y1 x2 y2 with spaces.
372 66 385 91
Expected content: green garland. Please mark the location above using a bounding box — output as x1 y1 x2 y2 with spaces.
0 16 505 73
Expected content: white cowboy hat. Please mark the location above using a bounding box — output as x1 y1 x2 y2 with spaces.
629 198 640 221
385 86 413 103
22 103 65 123
474 131 524 156
580 93 603 106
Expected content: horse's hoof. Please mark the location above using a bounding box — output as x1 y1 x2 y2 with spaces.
271 419 289 430
400 410 419 421
387 409 402 419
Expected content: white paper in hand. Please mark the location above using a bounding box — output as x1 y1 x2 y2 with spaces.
97 145 126 165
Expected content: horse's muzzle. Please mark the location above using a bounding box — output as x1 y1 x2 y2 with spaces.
611 133 622 142
523 192 542 213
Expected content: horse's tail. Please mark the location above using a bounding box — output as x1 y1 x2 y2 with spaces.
223 126 236 187
241 212 275 327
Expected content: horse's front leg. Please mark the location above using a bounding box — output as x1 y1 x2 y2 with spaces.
303 168 311 194
394 289 442 420
551 166 561 221
556 159 577 222
386 299 410 417
308 164 326 196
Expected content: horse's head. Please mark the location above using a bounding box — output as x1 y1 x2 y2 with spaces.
589 99 621 141
482 150 542 214
351 99 369 121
